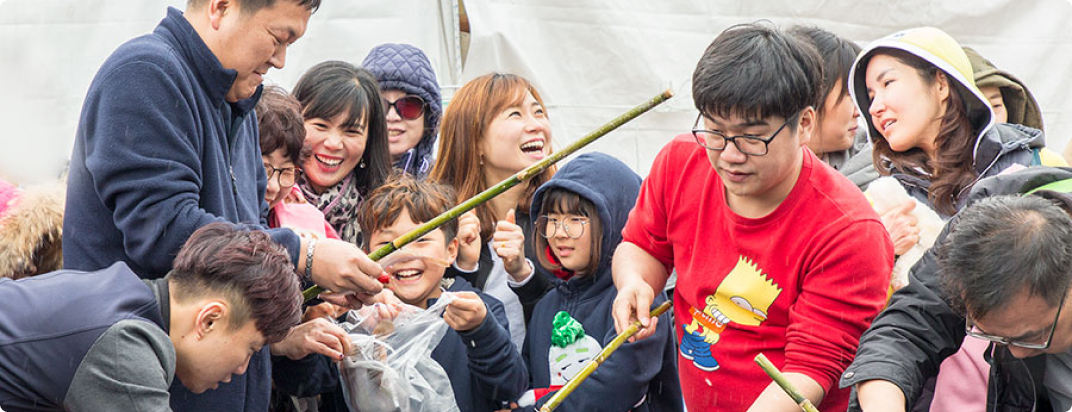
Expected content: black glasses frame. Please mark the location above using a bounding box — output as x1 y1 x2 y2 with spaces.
690 112 797 156
264 164 297 188
965 290 1066 350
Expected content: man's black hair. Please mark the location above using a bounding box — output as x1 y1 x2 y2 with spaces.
939 194 1072 319
692 21 823 124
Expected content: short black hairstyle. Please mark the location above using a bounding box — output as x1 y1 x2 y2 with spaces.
939 194 1072 319
692 21 823 124
787 25 861 117
188 0 321 14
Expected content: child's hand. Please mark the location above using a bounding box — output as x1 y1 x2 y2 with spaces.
444 291 487 332
270 317 352 361
456 210 482 271
302 302 348 322
493 209 532 282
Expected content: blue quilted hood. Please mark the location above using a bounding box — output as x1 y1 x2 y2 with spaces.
362 43 442 176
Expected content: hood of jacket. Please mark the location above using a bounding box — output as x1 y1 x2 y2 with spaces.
849 27 996 170
529 152 642 298
962 46 1044 131
362 43 442 175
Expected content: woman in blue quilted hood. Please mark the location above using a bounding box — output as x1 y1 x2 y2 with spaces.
363 43 443 178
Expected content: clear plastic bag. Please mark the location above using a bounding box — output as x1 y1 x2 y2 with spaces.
337 293 460 412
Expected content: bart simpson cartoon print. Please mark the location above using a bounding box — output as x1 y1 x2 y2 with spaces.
680 256 782 371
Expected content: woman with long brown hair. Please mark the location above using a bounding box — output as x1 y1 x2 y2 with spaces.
851 27 1052 219
430 73 555 350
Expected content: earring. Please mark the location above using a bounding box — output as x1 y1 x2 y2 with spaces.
479 156 484 166
359 160 367 169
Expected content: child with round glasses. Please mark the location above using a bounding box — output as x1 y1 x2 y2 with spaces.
504 153 682 412
363 43 443 178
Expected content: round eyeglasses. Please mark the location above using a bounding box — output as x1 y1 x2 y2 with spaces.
264 164 297 188
536 216 589 239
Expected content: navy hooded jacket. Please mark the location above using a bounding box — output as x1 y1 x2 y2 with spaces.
519 153 683 412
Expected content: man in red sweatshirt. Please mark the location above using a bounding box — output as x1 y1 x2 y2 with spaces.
611 22 894 412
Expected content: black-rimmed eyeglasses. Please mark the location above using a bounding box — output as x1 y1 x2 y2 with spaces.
691 113 795 156
965 290 1066 350
264 164 297 188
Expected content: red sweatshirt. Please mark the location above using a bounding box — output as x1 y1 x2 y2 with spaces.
622 135 893 411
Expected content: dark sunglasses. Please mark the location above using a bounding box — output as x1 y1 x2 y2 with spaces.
382 95 426 120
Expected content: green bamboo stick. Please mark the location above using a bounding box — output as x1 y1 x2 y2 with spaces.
302 89 674 302
538 300 672 412
754 353 822 412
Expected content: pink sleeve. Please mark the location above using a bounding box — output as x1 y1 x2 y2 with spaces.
621 140 676 272
782 219 894 392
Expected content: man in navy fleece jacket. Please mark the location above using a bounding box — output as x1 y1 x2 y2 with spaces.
63 1 386 411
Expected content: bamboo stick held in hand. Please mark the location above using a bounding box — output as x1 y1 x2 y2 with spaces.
302 89 675 302
538 300 672 412
754 353 822 412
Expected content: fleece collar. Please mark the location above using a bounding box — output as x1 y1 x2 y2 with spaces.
158 7 262 115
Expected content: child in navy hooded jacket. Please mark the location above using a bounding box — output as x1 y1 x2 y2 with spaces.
510 153 682 412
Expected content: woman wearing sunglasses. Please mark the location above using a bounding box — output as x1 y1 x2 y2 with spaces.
430 73 556 351
363 43 443 178
292 61 392 245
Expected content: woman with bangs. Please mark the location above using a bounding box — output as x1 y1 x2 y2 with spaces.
291 61 392 245
430 73 556 352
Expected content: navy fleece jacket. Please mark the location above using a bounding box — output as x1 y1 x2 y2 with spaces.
62 8 298 412
518 153 683 412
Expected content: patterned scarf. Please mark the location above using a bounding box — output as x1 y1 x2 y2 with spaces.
297 172 364 245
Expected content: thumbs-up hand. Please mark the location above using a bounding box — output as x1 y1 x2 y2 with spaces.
492 209 532 282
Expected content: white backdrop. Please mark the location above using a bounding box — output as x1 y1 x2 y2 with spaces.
2 0 1070 184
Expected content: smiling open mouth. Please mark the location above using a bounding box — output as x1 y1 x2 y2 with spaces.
521 140 545 154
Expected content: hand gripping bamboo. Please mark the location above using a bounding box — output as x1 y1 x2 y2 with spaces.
755 353 822 412
538 300 673 412
302 89 674 302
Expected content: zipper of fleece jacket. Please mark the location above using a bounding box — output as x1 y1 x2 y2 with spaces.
225 108 246 199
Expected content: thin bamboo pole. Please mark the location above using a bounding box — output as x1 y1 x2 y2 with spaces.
538 300 673 412
302 89 674 302
754 353 822 412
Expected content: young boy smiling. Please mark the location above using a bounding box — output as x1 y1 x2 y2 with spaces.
357 175 528 412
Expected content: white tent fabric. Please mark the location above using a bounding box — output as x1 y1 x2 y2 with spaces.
1 0 1070 184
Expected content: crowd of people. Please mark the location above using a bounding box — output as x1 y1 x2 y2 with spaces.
1 1 1071 412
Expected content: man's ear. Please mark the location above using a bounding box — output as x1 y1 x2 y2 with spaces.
206 0 233 30
447 238 459 265
795 106 816 147
195 301 228 339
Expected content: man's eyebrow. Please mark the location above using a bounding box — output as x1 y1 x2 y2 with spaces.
987 92 1003 101
702 114 770 128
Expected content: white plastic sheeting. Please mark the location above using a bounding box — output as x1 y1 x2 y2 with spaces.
1 0 1070 183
